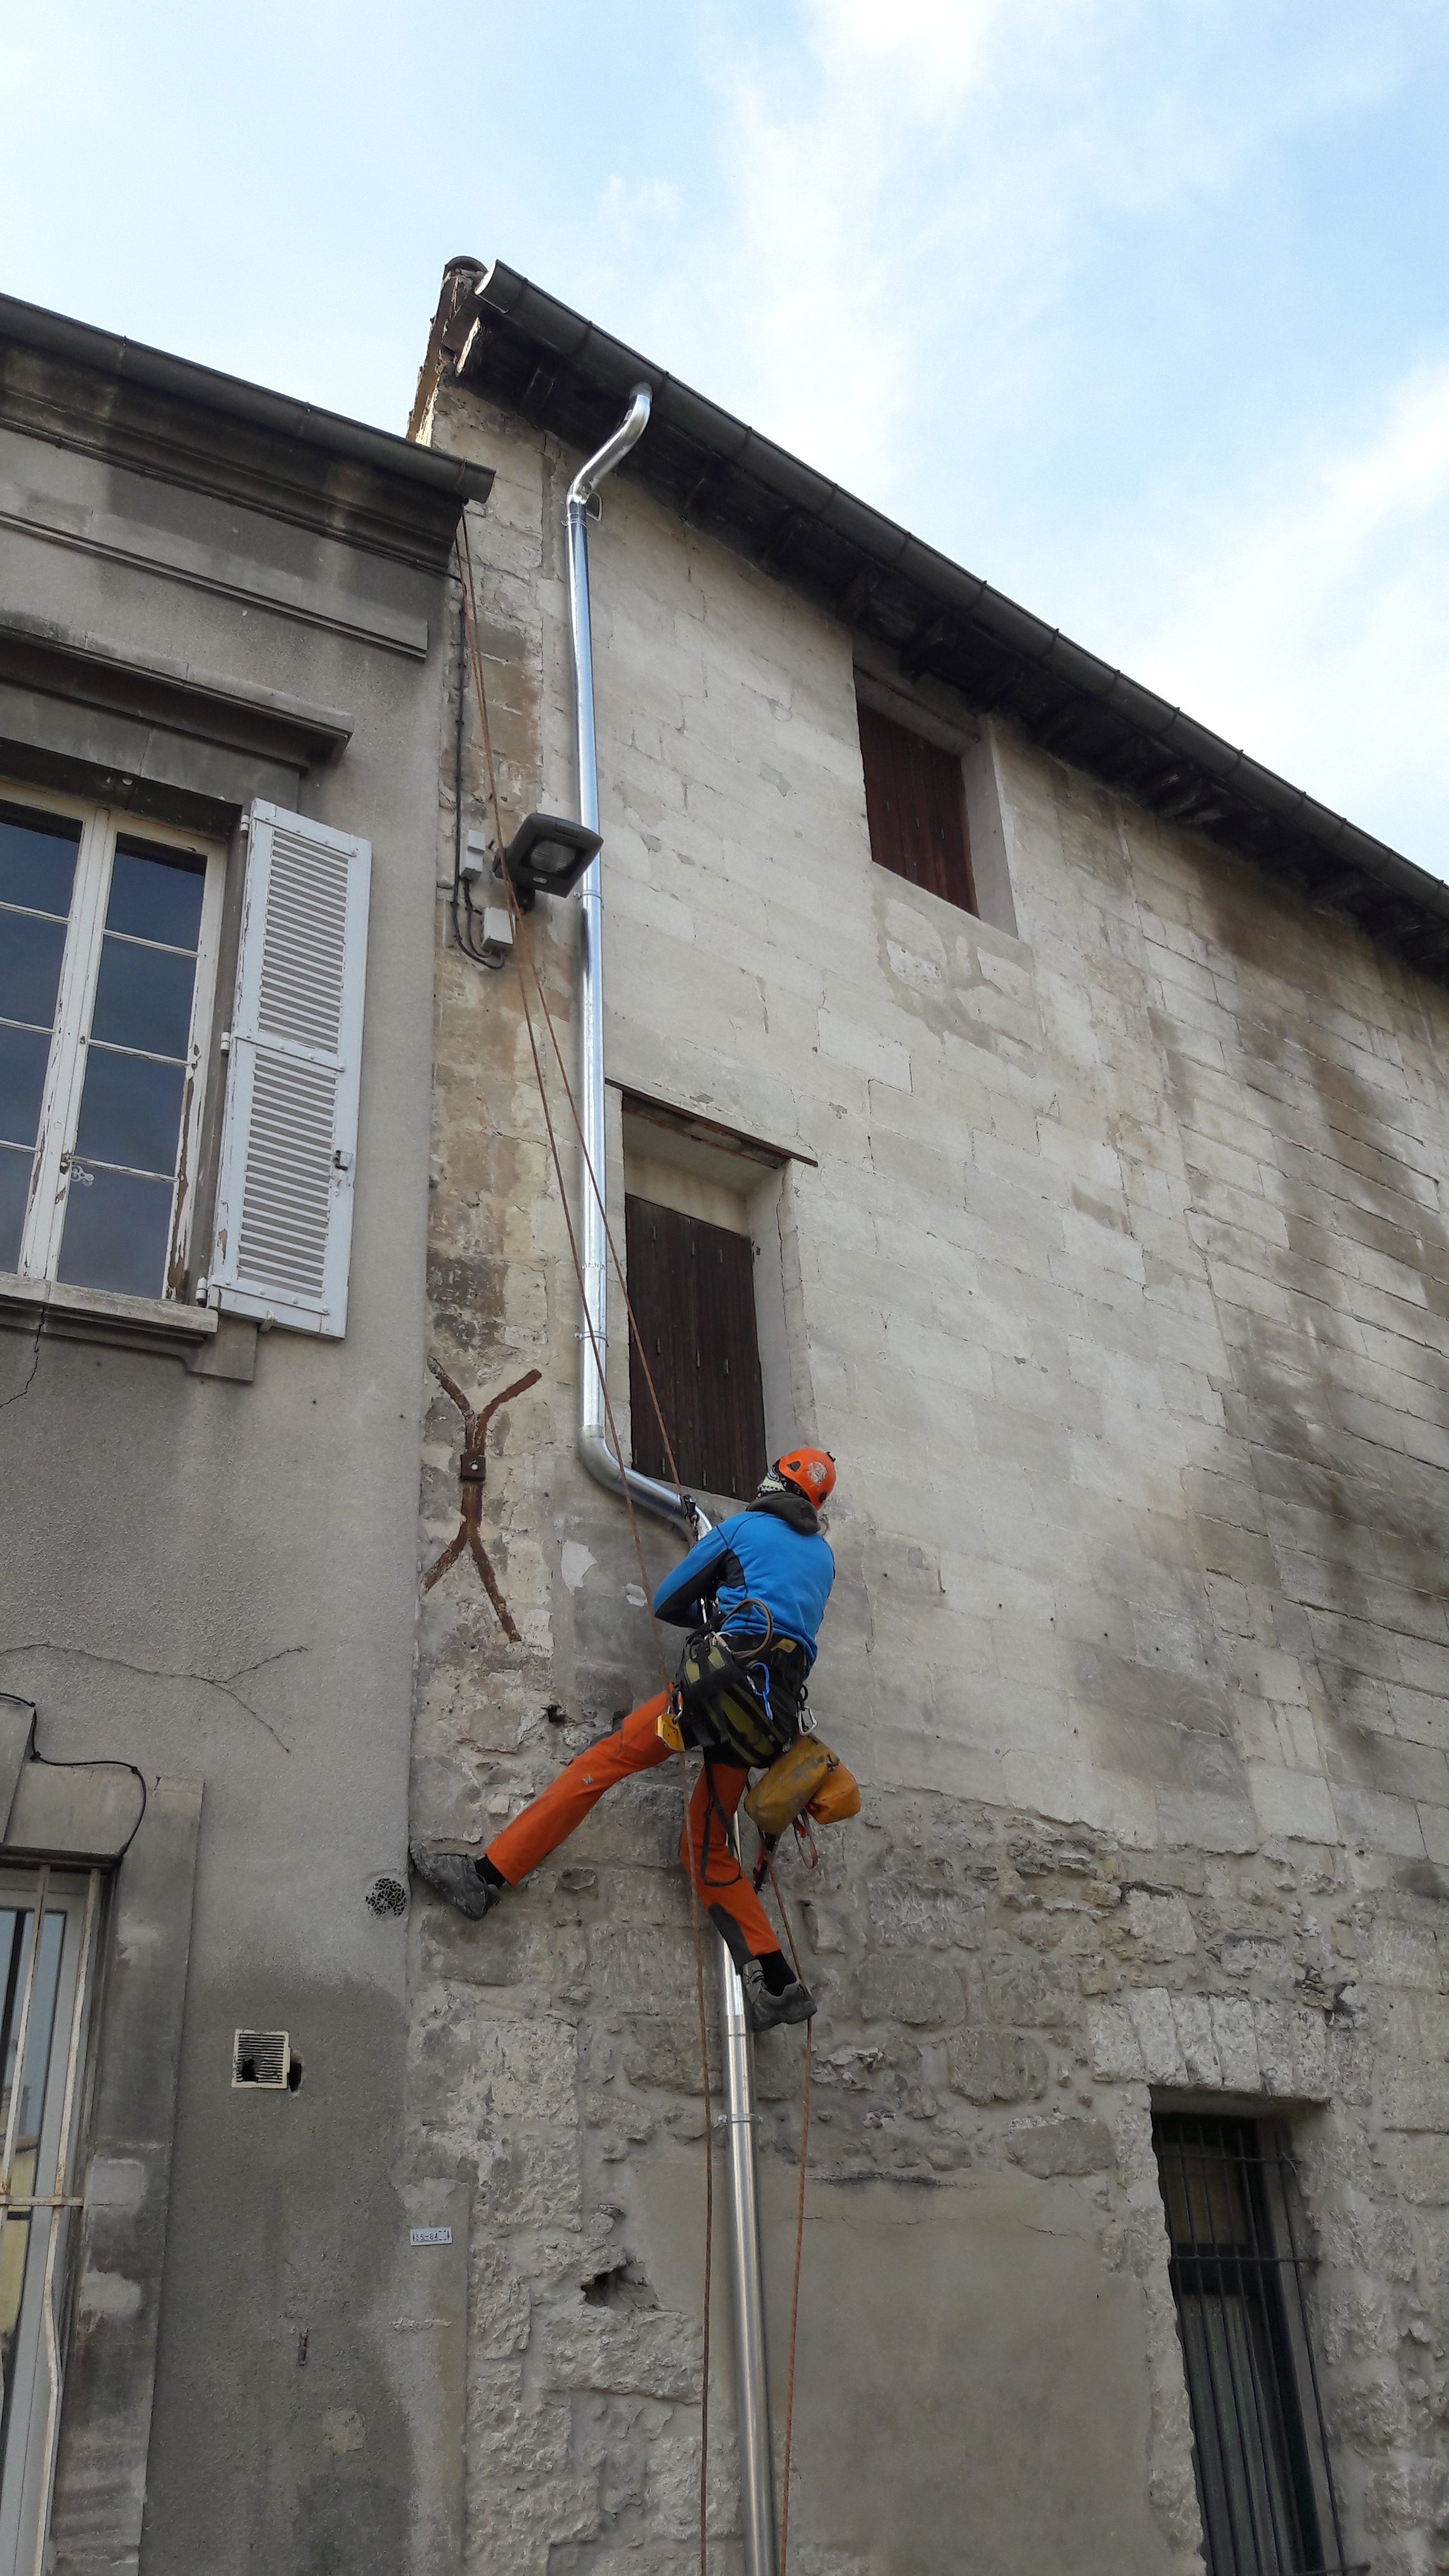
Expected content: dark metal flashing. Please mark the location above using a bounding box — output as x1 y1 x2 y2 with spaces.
430 257 1449 985
617 1083 819 1169
0 291 494 574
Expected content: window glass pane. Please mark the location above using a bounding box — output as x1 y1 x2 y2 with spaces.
0 1148 29 1272
0 1907 65 2461
73 1050 185 1178
0 1027 51 1153
105 842 205 949
0 823 73 1267
56 1166 173 1298
0 914 68 1034
0 810 79 919
89 939 198 1060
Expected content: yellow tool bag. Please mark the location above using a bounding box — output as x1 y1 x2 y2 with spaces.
744 1737 860 1838
807 1755 863 1825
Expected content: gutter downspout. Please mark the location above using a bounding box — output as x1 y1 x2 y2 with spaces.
565 396 779 2576
565 385 696 1543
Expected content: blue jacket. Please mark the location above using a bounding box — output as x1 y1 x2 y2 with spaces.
652 1499 835 1669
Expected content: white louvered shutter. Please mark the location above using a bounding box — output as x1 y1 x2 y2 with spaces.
210 801 371 1337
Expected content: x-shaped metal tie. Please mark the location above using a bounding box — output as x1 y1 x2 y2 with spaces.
421 1358 542 1642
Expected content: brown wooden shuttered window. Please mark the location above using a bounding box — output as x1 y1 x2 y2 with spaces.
857 698 976 914
625 1196 767 1501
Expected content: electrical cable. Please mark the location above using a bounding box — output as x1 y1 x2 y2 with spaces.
449 590 507 973
0 1690 149 1862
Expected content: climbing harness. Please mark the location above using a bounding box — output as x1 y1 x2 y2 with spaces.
671 1626 803 1771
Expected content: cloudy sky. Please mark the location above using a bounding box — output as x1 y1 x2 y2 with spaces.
6 1 1448 872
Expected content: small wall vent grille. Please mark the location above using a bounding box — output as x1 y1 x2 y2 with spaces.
233 2029 291 2089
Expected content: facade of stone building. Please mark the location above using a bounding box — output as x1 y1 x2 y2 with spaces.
407 259 1449 2576
0 293 489 2571
3 258 1448 2576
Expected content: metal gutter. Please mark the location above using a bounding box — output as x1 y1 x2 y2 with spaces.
445 256 1449 977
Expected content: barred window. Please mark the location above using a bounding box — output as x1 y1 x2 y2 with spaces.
1153 2113 1362 2576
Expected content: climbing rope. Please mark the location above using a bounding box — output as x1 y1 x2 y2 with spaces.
456 522 720 2574
457 514 819 2574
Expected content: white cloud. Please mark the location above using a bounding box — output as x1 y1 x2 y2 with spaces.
630 0 1449 869
599 174 685 250
1108 363 1449 872
642 0 1409 497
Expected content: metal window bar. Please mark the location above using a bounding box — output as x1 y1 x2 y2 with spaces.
0 1870 102 2576
1153 2113 1367 2576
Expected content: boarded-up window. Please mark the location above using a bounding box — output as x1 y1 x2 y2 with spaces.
625 1196 767 1501
857 699 975 914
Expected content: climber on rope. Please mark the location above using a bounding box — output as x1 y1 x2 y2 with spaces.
411 1447 838 2032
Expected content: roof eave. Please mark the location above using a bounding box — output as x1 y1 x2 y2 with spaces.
431 257 1449 982
0 290 495 523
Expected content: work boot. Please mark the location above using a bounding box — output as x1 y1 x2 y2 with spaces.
409 1843 501 1921
739 1959 817 2032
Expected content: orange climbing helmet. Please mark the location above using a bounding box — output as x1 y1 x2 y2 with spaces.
774 1447 836 1506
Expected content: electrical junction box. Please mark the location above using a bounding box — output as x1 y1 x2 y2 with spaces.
479 907 514 961
461 830 491 880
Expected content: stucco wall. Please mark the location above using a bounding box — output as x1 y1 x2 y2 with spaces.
0 402 449 2570
412 379 1449 2574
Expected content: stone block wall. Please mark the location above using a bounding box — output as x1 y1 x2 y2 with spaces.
406 375 1449 2573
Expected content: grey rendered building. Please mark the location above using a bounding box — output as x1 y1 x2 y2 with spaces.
406 258 1449 2576
0 296 489 2570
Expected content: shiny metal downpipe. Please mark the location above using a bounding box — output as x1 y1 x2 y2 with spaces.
563 391 779 2576
720 1882 779 2576
565 384 696 1541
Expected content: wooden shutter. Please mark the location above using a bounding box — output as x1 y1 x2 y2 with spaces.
209 801 371 1337
857 699 976 912
625 1196 767 1501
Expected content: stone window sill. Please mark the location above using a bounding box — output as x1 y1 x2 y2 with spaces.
0 1272 256 1378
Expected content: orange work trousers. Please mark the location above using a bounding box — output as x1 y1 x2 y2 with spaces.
484 1694 779 1961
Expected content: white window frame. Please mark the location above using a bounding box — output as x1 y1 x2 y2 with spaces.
0 1867 102 2576
3 782 225 1299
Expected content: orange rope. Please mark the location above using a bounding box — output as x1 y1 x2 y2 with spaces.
455 522 716 2575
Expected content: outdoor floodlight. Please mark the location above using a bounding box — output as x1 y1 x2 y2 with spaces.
497 812 602 909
